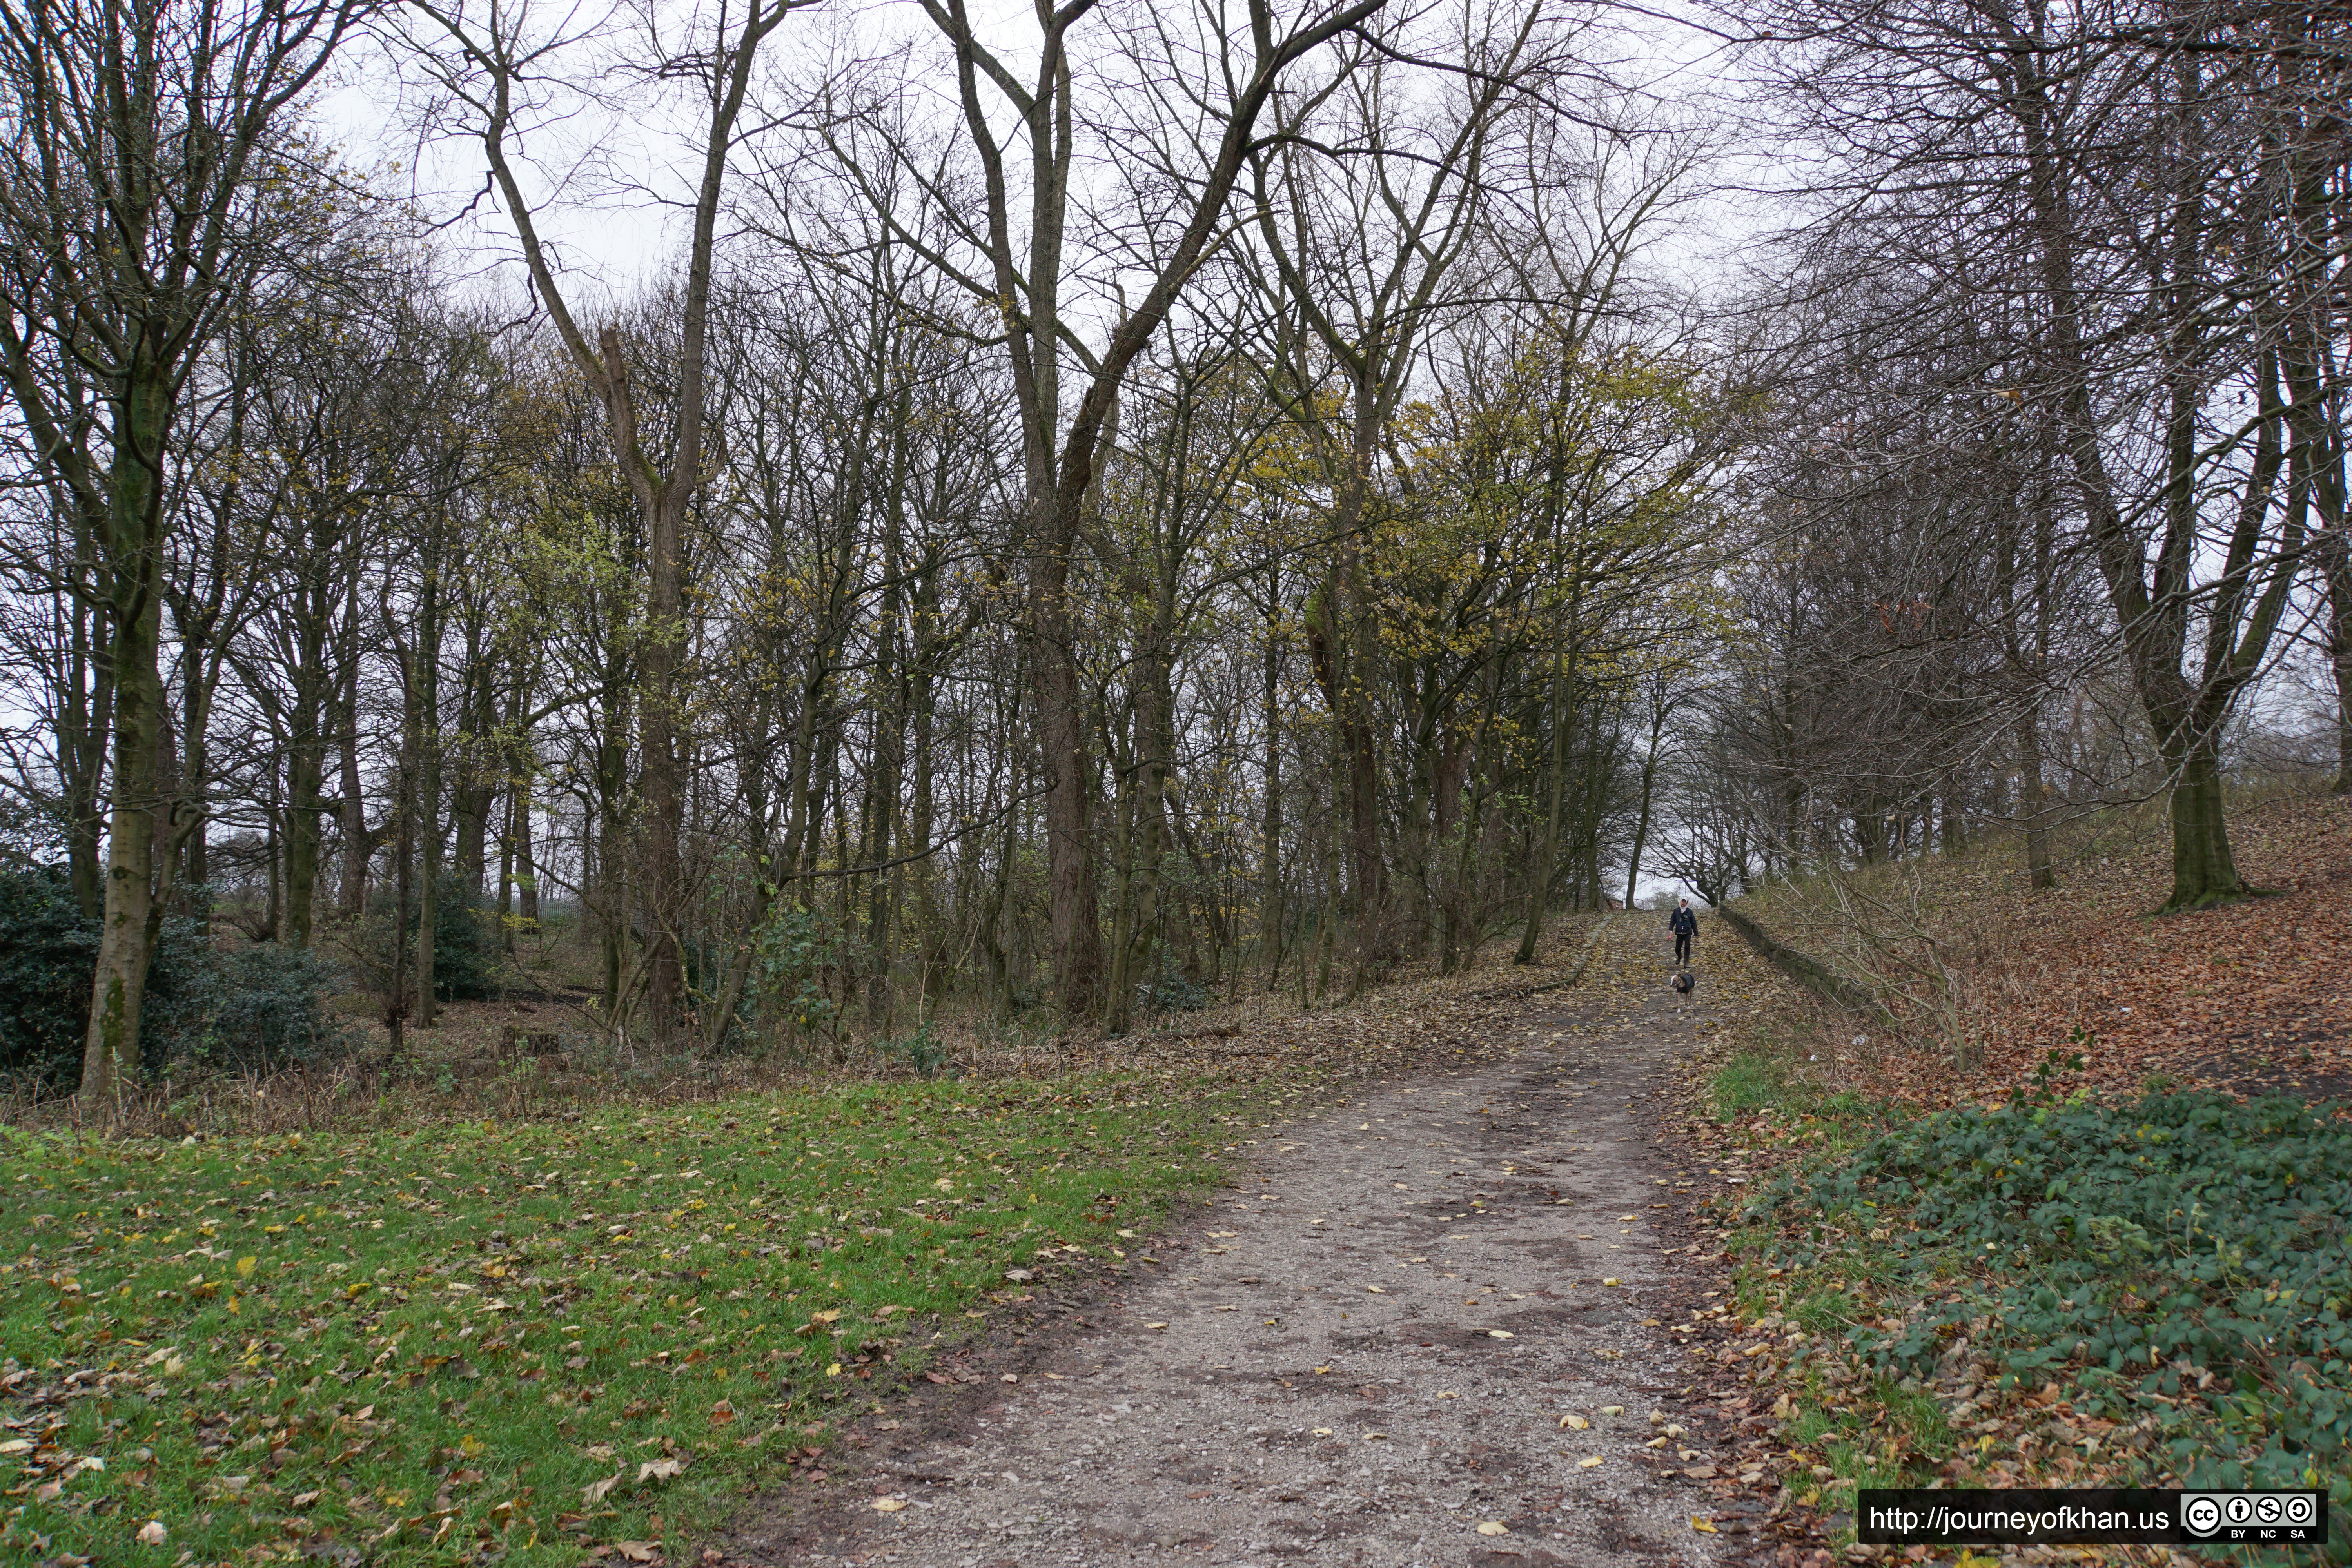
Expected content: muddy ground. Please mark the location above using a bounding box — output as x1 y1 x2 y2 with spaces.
718 933 1785 1568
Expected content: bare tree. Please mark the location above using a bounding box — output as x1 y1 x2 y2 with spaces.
809 0 1390 1018
1742 0 2351 907
405 0 815 1034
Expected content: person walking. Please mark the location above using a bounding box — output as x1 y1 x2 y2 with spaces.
1669 897 1698 966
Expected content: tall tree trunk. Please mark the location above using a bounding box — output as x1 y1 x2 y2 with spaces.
1260 597 1285 989
2165 734 2240 906
286 684 325 946
60 511 114 921
1116 595 1177 1031
865 414 909 1029
1515 659 1570 965
178 648 210 918
79 379 171 1103
2016 705 2056 889
264 803 282 942
417 787 439 1028
1103 731 1139 1037
911 635 942 1005
387 744 415 1059
338 623 375 919
1333 403 1388 971
409 547 445 1029
2329 539 2352 792
497 788 516 955
1029 520 1106 1018
503 720 538 958
1625 746 1659 911
515 763 539 926
1429 726 1466 972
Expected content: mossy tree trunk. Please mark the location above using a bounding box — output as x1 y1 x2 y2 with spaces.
80 375 172 1102
2163 736 2242 910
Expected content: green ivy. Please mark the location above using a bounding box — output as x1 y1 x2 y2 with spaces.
1767 1091 2352 1555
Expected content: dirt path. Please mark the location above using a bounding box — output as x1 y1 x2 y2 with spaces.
736 932 1753 1567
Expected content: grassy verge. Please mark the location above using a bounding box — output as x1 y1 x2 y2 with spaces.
1699 1049 2352 1563
1 1073 1267 1566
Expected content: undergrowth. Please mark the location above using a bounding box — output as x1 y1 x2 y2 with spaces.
1716 1039 2352 1563
1775 1091 2352 1486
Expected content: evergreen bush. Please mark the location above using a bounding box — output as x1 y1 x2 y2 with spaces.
0 865 98 1085
426 878 501 1001
0 865 348 1085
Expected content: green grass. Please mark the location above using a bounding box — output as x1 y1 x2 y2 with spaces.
0 1073 1261 1565
1784 1377 1955 1508
1709 1053 1791 1120
1709 1049 1896 1152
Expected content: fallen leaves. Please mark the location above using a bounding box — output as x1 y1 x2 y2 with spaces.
1475 1521 1510 1536
1733 793 2352 1107
871 1497 907 1512
135 1520 167 1546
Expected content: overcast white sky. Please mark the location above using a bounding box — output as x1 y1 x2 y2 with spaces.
315 0 1765 310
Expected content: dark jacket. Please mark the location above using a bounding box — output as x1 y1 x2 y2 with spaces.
1669 906 1697 936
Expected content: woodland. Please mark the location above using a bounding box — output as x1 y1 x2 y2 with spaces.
5 6 2352 1565
1 0 2348 1106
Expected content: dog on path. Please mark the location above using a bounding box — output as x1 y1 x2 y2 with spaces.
1671 969 1695 1009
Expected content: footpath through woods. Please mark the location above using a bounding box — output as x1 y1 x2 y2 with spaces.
728 926 1789 1568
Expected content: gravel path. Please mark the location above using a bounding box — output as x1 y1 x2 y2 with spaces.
737 932 1744 1567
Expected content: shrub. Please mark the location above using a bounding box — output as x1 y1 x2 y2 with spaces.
751 900 845 1037
0 865 345 1084
1135 955 1212 1013
874 1020 953 1079
0 866 98 1085
176 942 353 1071
426 878 501 1001
339 877 504 1007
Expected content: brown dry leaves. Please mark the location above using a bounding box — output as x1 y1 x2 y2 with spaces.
1735 794 2352 1109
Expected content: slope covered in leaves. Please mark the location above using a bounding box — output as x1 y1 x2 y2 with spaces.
1732 791 2352 1107
1674 793 2352 1563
